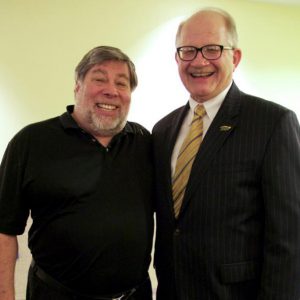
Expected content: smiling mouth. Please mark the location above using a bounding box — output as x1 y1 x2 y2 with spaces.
96 103 117 111
190 72 214 78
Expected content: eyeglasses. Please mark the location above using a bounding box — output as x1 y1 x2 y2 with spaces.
177 44 234 61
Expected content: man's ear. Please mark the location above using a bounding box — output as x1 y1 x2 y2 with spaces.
175 52 179 64
74 80 81 94
233 48 242 70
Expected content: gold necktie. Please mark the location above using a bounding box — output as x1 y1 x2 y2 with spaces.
172 105 206 218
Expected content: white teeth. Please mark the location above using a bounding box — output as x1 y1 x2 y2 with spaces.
192 72 212 77
96 103 117 110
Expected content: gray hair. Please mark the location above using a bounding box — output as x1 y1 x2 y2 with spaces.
75 46 138 90
176 7 239 48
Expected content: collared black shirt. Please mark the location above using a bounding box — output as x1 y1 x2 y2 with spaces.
0 106 154 295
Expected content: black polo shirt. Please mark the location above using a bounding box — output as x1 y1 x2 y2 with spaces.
0 106 154 295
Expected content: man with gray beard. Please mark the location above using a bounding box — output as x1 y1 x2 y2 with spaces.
0 46 154 300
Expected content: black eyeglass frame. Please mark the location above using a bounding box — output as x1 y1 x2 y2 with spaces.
176 44 234 61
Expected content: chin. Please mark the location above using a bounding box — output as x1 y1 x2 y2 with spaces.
94 118 126 135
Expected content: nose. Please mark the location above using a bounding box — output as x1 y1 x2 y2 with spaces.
102 83 118 97
191 51 210 66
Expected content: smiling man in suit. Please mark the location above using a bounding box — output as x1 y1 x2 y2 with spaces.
152 7 300 300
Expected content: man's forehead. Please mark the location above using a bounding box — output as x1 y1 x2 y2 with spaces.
178 14 228 45
89 62 129 76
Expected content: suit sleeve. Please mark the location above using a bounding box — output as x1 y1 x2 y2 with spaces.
259 110 300 299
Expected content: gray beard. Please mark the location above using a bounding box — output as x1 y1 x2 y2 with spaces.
88 111 127 137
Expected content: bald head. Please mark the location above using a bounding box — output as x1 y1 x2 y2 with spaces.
176 8 238 48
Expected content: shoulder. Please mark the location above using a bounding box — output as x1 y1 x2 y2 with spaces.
226 84 294 123
20 116 60 133
230 83 287 114
8 116 60 147
227 82 290 114
152 105 186 133
124 122 153 152
239 91 296 124
223 87 300 141
1 116 61 169
126 121 151 137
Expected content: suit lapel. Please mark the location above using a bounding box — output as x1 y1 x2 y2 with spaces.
168 104 190 153
179 83 242 217
162 104 190 218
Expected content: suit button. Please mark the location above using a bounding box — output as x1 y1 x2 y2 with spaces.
174 228 181 236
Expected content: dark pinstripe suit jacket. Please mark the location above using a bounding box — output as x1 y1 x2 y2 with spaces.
152 83 300 300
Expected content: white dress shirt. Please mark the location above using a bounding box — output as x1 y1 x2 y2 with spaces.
171 83 232 176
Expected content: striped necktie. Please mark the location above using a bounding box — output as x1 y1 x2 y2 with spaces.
172 105 206 218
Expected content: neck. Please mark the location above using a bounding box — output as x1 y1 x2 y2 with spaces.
95 136 113 147
71 111 114 147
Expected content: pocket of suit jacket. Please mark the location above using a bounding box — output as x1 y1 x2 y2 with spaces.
220 260 260 283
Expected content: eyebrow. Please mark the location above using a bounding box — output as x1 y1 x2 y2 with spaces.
91 69 130 81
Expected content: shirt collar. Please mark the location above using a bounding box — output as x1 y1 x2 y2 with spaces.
59 105 79 129
188 82 232 123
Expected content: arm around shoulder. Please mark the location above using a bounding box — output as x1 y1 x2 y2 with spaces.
0 233 18 300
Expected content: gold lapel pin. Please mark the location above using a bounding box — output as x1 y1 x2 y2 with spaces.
220 125 232 131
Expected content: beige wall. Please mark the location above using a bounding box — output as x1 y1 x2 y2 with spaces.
1 0 300 299
1 0 300 156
